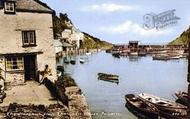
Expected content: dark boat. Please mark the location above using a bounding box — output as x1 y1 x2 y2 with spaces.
70 59 76 65
98 73 119 80
105 49 111 53
139 93 188 119
112 53 120 58
175 91 189 106
152 55 169 61
79 58 85 64
125 94 159 119
138 52 147 56
99 78 119 84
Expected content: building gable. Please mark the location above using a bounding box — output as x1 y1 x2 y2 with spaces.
0 0 53 13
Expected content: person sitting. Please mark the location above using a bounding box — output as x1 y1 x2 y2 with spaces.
39 65 52 85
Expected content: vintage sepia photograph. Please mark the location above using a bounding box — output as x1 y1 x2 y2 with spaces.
0 0 190 119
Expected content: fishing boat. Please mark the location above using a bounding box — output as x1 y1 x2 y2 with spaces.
63 57 70 64
139 93 188 119
175 91 189 106
98 73 119 80
112 53 120 58
152 55 169 61
138 52 147 56
125 94 159 119
86 52 91 56
169 56 180 60
70 58 76 65
79 58 85 64
130 52 138 56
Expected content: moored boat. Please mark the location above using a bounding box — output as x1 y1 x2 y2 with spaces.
175 91 189 106
125 94 159 119
138 52 147 56
169 56 180 60
63 57 70 64
86 52 91 56
130 52 138 56
79 58 85 64
98 73 119 80
70 59 76 65
152 55 169 61
139 93 188 119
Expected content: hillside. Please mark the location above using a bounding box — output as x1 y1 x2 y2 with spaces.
169 27 190 45
53 13 113 49
81 32 113 49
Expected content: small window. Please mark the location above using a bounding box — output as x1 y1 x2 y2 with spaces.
4 2 15 14
22 31 36 47
6 57 24 71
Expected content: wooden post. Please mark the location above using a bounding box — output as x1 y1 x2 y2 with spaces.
187 33 190 117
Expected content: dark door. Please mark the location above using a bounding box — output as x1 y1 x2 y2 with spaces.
24 55 37 81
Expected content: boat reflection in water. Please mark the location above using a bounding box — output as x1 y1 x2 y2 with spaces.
98 78 119 84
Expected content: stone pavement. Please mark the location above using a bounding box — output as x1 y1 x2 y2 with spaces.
0 81 58 106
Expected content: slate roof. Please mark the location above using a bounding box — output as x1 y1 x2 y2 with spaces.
0 0 53 13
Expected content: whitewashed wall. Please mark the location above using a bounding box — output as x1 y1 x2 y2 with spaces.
0 10 57 83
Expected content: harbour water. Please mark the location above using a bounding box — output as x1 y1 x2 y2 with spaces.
57 52 188 119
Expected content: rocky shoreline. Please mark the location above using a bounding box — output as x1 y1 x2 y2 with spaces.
59 75 92 119
66 86 92 119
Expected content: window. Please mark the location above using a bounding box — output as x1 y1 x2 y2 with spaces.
6 57 24 71
4 2 15 13
22 31 36 47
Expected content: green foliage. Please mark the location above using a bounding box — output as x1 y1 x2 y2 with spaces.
169 27 190 45
80 32 113 49
53 13 72 38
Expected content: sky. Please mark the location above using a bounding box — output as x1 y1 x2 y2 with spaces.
42 0 190 44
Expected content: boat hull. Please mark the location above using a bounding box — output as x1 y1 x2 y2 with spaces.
125 94 158 119
175 92 189 106
70 60 76 65
139 93 188 119
98 73 119 80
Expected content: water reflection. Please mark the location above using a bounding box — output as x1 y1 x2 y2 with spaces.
125 103 155 119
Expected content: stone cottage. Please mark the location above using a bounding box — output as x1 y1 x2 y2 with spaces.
0 0 57 85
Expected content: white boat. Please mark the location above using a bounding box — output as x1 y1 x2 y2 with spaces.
138 93 188 119
86 52 91 56
79 58 85 64
169 56 180 60
130 52 138 56
139 93 187 109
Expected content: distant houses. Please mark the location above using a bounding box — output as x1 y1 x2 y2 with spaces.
54 39 63 54
0 0 57 85
61 28 84 49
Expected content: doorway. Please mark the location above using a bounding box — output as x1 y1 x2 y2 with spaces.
24 55 37 81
